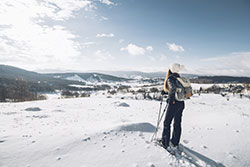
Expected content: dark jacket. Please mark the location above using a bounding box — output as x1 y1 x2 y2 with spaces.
167 73 180 104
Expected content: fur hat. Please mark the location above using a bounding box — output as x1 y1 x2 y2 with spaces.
169 63 184 73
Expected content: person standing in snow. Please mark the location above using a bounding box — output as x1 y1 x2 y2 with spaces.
161 63 185 150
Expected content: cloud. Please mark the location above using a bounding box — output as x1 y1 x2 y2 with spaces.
160 54 168 61
199 52 250 76
167 43 184 52
121 44 145 56
94 50 114 61
148 56 156 61
96 33 114 38
146 46 153 52
100 16 109 21
81 41 95 48
0 0 94 70
119 39 125 43
100 0 115 6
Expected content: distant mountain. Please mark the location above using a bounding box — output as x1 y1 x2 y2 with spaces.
101 70 250 83
191 76 250 84
0 65 130 91
1 65 249 86
46 73 129 83
0 64 46 81
100 71 167 79
100 70 199 79
0 65 85 91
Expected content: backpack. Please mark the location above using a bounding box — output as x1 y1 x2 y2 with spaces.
173 76 193 101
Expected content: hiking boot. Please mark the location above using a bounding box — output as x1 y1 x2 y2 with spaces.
166 146 175 155
161 140 169 149
169 141 175 147
169 142 182 155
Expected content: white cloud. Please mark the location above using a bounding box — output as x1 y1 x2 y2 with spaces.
81 41 95 48
100 16 109 21
148 56 156 61
121 44 145 56
160 54 168 61
167 43 184 52
146 46 153 51
100 0 115 6
96 33 114 38
200 52 250 76
0 0 94 70
119 39 124 44
94 50 114 61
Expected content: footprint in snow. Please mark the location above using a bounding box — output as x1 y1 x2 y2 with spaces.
103 132 110 135
102 136 107 141
202 145 208 149
229 152 237 159
52 109 65 113
138 132 144 137
82 137 91 142
0 140 5 143
147 163 155 167
183 139 189 144
25 107 42 112
132 163 139 167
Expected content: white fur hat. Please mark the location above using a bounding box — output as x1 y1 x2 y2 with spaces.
169 63 184 73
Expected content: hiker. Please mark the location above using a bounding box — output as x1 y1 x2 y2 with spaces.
161 63 185 149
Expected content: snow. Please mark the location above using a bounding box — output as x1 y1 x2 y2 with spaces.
65 74 86 83
191 83 214 90
68 84 93 89
0 94 250 167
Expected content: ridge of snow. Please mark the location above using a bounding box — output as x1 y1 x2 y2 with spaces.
65 74 86 83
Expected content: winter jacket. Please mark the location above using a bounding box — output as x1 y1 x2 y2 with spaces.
167 73 181 104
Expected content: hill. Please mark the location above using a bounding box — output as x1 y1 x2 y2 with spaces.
100 70 199 79
0 65 129 88
191 76 250 84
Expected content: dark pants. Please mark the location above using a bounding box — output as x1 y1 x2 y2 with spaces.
162 100 185 147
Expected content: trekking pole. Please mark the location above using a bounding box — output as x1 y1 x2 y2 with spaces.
151 94 168 141
151 96 163 141
157 101 169 130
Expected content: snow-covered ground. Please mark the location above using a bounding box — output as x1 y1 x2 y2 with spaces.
0 94 250 167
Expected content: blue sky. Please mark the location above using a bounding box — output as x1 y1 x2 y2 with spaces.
0 0 250 76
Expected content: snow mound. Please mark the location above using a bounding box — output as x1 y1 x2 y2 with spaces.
118 103 130 107
24 107 42 112
116 122 155 132
31 115 49 119
113 101 130 107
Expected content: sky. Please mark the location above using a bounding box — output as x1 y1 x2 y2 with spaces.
0 0 250 76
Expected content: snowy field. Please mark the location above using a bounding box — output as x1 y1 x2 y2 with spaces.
0 93 250 167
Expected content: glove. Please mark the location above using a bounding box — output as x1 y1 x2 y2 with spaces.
161 90 167 95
